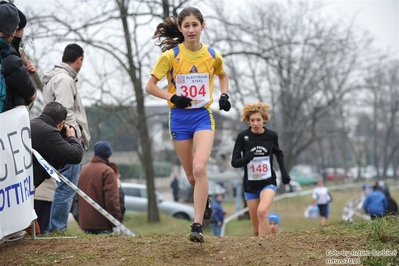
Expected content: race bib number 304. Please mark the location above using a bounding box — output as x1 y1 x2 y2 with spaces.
247 156 272 181
176 73 210 108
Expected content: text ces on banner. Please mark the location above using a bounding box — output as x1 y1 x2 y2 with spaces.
0 107 36 241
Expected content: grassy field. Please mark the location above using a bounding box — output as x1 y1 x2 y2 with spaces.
4 216 399 265
4 181 396 265
222 185 372 236
67 181 399 237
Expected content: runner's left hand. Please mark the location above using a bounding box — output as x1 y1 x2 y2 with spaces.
282 175 291 185
219 93 231 112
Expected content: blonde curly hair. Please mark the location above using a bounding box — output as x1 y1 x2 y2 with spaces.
241 102 271 123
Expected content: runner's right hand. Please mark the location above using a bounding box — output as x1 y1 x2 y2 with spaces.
170 95 192 109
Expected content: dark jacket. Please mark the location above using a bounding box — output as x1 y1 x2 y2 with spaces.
170 178 179 196
78 156 121 230
31 113 83 188
3 46 36 111
385 197 398 216
231 127 289 192
119 186 126 222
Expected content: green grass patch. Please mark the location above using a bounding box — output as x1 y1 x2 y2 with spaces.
66 185 399 239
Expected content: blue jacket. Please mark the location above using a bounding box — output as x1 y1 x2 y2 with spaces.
363 190 388 216
211 199 225 224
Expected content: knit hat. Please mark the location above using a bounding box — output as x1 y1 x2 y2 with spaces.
0 4 20 35
268 213 280 225
94 141 113 159
0 1 26 30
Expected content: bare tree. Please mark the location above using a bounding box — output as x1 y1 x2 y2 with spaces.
23 0 198 222
205 1 373 171
364 58 399 178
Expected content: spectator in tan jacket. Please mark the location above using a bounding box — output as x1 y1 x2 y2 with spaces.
42 43 90 233
78 141 121 234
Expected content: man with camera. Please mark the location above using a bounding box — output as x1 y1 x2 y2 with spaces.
31 101 83 188
31 102 83 233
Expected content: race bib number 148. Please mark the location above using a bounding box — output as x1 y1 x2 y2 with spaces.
247 156 272 181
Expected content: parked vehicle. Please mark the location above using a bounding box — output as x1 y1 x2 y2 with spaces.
289 165 320 185
178 178 226 203
349 166 378 180
323 168 346 181
121 183 194 221
275 170 302 193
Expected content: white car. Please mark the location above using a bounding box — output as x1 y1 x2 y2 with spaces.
121 183 194 221
275 170 302 193
178 178 226 203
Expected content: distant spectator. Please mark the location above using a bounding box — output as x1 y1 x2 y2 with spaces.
304 201 320 220
218 154 228 173
363 185 388 220
385 196 398 216
211 194 226 236
321 169 327 183
78 141 121 234
312 179 331 225
362 180 371 195
376 179 389 197
170 175 179 202
109 162 126 223
268 213 284 234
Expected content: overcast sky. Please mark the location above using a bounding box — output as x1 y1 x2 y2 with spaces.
16 0 399 58
324 0 398 58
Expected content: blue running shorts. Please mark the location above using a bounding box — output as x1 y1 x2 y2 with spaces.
169 107 215 140
244 184 277 200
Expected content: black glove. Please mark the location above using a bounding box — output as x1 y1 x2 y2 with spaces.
170 95 192 109
244 151 255 163
219 93 231 112
282 175 291 185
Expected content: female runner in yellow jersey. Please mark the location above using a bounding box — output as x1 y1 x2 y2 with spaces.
145 7 230 243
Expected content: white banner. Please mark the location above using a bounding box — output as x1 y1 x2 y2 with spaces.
0 107 36 241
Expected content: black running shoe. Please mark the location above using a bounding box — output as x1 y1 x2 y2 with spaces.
189 223 204 243
203 197 213 220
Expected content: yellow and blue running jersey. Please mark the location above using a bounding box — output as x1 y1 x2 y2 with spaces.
151 43 225 108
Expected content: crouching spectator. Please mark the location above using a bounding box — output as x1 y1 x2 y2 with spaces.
363 185 388 220
268 213 284 234
304 201 320 220
78 141 121 234
31 101 83 234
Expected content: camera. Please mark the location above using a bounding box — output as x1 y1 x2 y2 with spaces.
60 125 77 138
60 126 67 138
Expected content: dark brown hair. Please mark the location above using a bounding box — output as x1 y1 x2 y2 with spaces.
152 7 204 52
62 43 83 63
42 102 67 124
